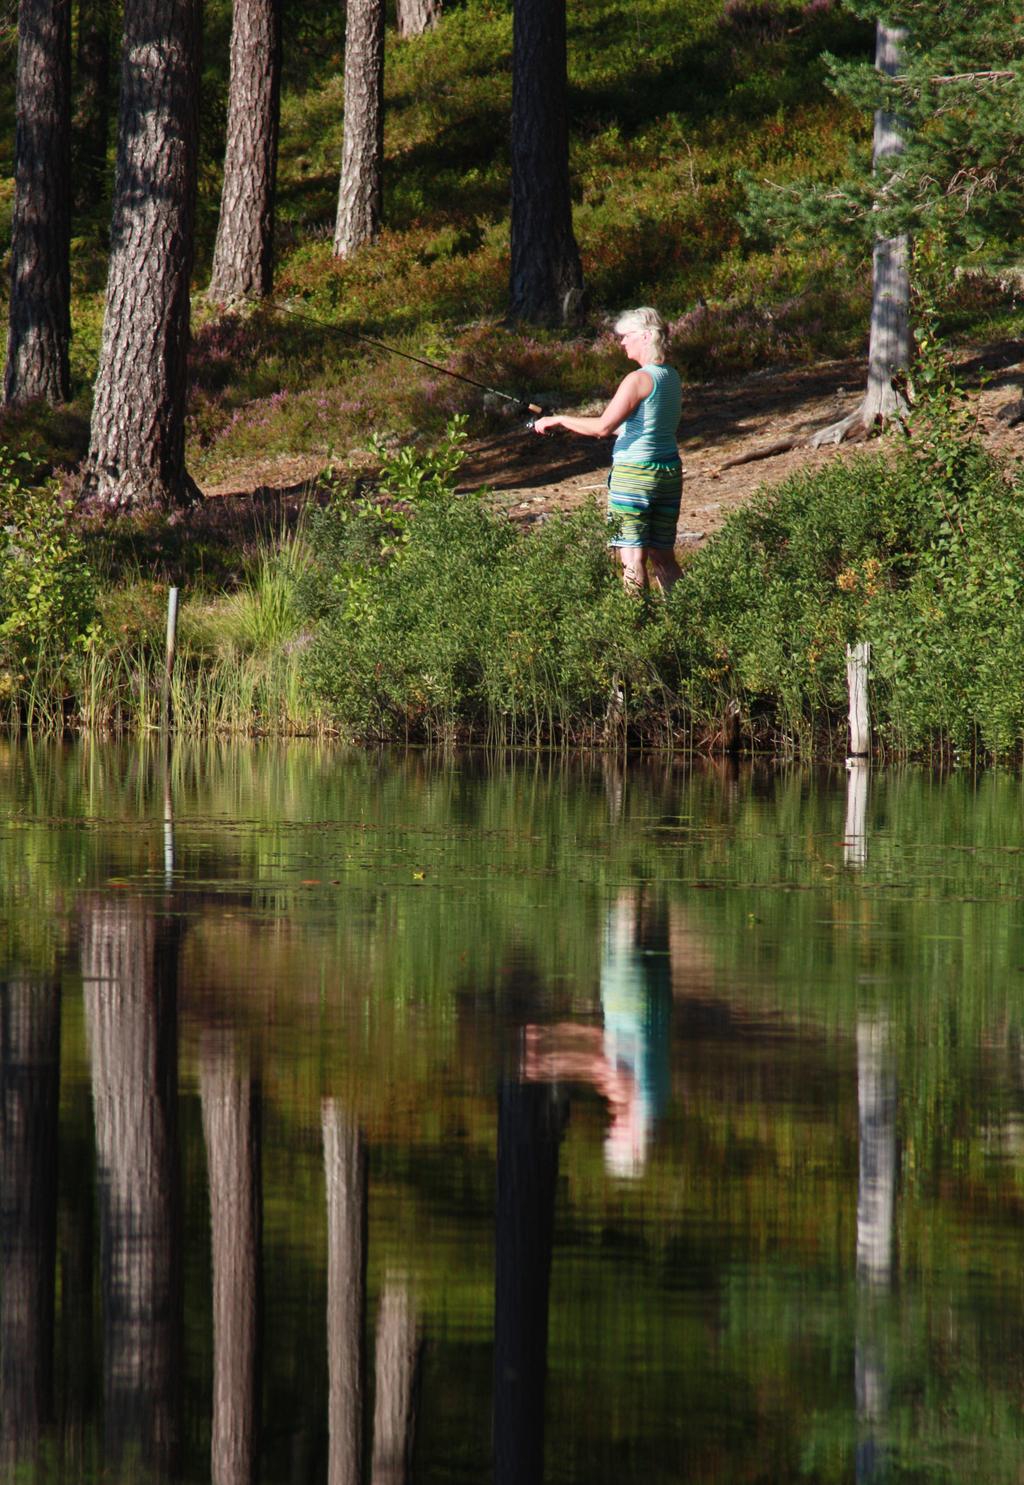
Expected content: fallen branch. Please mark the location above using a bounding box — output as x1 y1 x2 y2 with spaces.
715 437 801 472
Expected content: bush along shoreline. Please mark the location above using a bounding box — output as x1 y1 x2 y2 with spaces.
3 376 1024 759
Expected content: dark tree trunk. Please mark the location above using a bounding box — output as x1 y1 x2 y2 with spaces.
493 1080 563 1485
4 0 71 405
82 899 183 1476
201 1035 262 1485
207 0 281 300
508 0 583 325
82 0 200 512
370 1280 419 1485
72 0 112 208
332 0 384 258
323 1099 367 1485
0 979 61 1474
395 0 439 40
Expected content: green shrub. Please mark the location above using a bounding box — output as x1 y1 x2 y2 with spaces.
304 400 1024 758
0 453 96 715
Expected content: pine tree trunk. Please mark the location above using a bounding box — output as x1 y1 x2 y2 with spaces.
395 0 439 40
4 0 71 405
208 0 281 301
0 979 61 1474
323 1099 367 1485
333 0 384 258
82 0 200 512
73 0 112 208
508 0 583 325
82 899 182 1475
201 1036 262 1485
812 22 909 447
370 1279 419 1485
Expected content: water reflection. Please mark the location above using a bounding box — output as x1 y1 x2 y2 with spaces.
522 890 671 1177
201 1035 262 1485
5 743 1024 1482
0 978 60 1475
856 1018 896 1484
82 898 182 1476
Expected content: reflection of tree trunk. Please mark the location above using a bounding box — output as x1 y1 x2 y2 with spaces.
201 1035 262 1485
323 1100 366 1485
855 1016 896 1483
494 1081 563 1485
83 899 182 1477
371 1279 419 1485
0 979 61 1472
57 1078 95 1474
857 1018 895 1286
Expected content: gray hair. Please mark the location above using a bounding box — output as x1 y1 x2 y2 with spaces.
613 306 668 363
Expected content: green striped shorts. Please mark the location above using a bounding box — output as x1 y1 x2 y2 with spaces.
607 460 683 549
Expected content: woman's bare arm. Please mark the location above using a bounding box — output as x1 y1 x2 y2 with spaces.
534 368 653 438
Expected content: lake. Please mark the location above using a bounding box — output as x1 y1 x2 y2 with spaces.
3 740 1024 1483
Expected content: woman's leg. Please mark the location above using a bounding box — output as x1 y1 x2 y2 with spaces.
616 547 646 590
645 547 682 594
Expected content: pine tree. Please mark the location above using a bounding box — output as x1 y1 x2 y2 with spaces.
508 0 584 324
748 0 1024 438
82 0 201 512
4 0 71 406
396 0 439 39
333 0 384 258
207 0 281 301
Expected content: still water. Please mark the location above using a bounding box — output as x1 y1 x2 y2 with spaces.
3 741 1024 1483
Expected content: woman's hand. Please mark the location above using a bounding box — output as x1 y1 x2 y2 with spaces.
533 415 560 434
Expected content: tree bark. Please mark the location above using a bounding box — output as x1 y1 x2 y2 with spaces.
82 898 183 1476
207 0 281 300
333 0 384 258
370 1279 419 1485
72 0 112 208
82 0 201 512
493 1080 563 1485
0 979 61 1474
323 1099 367 1485
812 22 910 447
508 0 583 325
395 0 439 40
201 1035 262 1485
4 0 71 405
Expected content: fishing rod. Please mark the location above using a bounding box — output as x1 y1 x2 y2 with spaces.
268 300 544 417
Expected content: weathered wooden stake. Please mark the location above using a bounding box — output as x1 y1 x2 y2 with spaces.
846 642 870 758
161 586 179 731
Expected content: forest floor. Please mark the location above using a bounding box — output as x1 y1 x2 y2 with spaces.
200 337 1024 540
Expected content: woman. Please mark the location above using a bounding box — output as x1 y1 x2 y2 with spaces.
534 307 683 592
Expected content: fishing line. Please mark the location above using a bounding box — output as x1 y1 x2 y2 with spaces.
267 300 544 417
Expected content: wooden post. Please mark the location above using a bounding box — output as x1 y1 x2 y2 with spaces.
846 642 870 758
161 587 179 732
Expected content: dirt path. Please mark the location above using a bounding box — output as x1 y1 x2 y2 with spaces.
201 342 1024 540
460 342 1024 543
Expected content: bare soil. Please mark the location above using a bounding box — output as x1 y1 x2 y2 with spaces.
201 341 1024 543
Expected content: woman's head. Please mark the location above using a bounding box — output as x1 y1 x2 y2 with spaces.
614 307 668 364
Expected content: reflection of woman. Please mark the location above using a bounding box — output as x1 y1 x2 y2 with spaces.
533 307 683 593
522 891 672 1178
